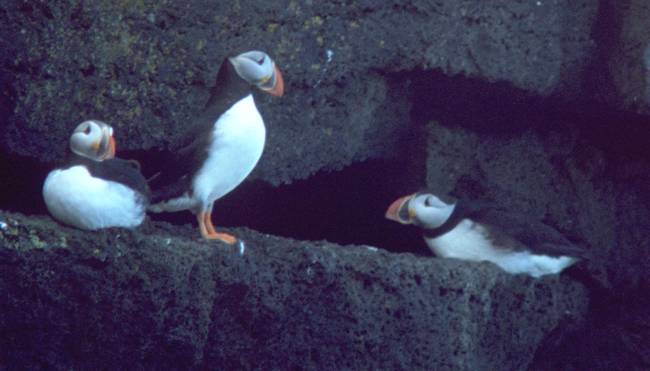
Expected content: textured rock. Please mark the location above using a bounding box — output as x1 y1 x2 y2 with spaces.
0 211 587 370
5 1 650 369
531 290 650 370
596 0 650 116
0 0 598 184
424 117 650 370
425 119 650 289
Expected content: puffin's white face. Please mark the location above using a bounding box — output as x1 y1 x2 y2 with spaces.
229 50 284 97
385 192 456 229
69 120 116 161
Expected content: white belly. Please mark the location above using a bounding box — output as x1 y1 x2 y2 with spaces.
425 219 577 278
43 166 146 230
191 94 266 207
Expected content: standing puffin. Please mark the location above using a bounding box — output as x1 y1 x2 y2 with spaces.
43 120 150 230
148 50 284 244
385 191 586 278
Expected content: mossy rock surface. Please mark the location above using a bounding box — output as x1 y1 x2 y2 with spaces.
0 210 587 370
0 0 598 184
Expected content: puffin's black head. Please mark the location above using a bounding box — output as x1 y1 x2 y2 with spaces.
385 191 456 229
229 50 284 97
69 120 116 161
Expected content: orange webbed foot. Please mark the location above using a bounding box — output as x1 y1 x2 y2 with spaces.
203 231 237 245
197 211 237 245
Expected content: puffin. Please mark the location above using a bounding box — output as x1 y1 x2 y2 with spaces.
385 191 586 278
43 120 150 230
148 50 284 244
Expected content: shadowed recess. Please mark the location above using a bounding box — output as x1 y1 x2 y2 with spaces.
139 155 428 254
2 70 650 256
0 151 427 254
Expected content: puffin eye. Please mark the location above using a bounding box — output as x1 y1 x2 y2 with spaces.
424 196 433 207
83 125 91 135
256 56 265 65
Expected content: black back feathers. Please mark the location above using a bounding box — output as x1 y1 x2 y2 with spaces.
424 199 587 259
68 155 150 202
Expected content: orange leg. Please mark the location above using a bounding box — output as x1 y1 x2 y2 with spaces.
203 211 217 235
197 211 237 244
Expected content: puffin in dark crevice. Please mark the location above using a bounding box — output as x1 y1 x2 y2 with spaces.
43 120 150 230
385 191 587 278
148 50 284 244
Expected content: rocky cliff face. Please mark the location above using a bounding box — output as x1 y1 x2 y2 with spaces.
0 0 597 184
0 211 587 370
1 0 650 370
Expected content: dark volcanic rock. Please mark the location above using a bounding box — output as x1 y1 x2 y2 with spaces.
425 119 650 289
0 211 588 370
424 117 650 370
594 0 650 116
0 0 597 184
531 290 650 371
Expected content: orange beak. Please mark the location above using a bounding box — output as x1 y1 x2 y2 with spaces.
266 64 284 97
94 135 116 160
385 194 415 224
106 136 116 159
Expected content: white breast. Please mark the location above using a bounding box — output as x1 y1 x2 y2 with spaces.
43 165 146 230
425 219 577 278
192 94 266 206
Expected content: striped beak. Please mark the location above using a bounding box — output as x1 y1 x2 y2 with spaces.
385 194 415 224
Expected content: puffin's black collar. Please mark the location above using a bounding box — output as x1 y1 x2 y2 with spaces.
421 201 467 239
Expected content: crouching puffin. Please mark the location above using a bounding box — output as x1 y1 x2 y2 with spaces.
43 120 150 230
148 50 284 244
385 191 586 278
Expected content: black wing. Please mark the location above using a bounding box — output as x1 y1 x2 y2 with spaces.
84 158 151 202
148 134 210 203
462 201 587 258
148 56 251 203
